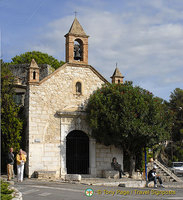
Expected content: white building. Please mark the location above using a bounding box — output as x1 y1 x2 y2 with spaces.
13 17 125 179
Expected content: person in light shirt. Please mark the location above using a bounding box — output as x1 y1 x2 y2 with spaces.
16 149 26 182
148 165 164 188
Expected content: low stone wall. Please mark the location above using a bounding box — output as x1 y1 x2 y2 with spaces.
102 170 119 179
65 174 81 181
34 171 56 180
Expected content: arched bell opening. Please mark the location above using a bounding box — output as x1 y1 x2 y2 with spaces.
66 130 89 174
33 71 36 80
74 39 83 61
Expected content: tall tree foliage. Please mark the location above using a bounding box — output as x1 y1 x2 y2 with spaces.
11 51 65 70
169 88 183 141
86 82 172 175
1 61 22 154
163 88 183 163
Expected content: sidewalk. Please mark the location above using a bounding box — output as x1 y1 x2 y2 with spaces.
1 175 183 189
77 177 183 188
79 177 146 187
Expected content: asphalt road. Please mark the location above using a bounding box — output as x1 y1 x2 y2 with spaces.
14 179 183 200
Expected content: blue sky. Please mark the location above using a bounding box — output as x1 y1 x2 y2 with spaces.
0 0 183 100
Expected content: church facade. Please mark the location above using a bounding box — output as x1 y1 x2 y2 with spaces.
14 18 125 178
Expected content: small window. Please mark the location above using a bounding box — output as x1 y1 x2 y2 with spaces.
33 71 36 80
13 94 23 105
76 82 82 94
118 79 120 84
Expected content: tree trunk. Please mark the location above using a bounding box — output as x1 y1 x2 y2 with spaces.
129 154 136 177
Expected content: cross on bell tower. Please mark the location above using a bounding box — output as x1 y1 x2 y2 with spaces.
74 11 77 17
64 17 89 64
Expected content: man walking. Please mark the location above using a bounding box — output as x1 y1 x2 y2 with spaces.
7 147 14 181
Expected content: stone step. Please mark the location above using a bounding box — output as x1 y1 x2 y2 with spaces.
34 171 56 180
154 160 183 183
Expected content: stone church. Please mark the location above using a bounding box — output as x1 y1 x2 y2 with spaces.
11 17 125 179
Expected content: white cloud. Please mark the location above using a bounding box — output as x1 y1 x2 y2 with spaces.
29 1 183 100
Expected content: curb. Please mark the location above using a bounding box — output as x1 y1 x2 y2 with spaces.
26 177 183 189
11 186 23 200
87 181 146 188
0 178 22 200
79 180 183 188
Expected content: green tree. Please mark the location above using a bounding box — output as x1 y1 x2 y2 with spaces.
86 82 172 175
1 61 22 168
11 51 65 70
169 88 183 141
162 88 183 164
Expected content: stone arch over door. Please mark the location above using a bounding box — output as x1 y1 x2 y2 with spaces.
66 130 89 174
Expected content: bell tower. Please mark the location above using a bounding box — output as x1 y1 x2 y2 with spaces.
111 65 124 84
28 59 39 84
65 17 89 64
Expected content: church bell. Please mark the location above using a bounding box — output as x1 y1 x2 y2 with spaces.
74 44 81 60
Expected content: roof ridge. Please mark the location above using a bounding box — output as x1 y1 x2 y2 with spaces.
38 63 108 85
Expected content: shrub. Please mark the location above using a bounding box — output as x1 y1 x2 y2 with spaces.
0 180 14 200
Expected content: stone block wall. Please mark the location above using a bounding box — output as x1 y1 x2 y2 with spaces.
27 64 105 178
9 64 53 85
96 143 123 177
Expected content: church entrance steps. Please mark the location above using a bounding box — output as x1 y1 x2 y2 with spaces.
65 174 81 181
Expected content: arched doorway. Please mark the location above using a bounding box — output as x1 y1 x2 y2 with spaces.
66 130 89 174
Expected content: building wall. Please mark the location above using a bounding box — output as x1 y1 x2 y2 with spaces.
57 115 124 178
9 64 53 85
27 64 104 177
58 115 92 178
96 143 123 177
27 64 124 178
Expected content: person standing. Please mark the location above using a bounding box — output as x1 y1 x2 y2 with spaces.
7 147 14 181
16 149 26 182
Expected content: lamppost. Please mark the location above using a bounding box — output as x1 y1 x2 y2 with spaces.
144 147 147 181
